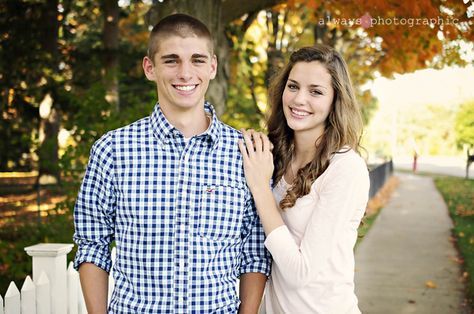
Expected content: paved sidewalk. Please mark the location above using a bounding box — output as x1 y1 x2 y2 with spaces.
355 173 466 313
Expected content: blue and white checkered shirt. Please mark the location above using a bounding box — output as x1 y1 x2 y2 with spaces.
73 102 271 313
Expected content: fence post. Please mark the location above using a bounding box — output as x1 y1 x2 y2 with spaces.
24 243 74 314
36 272 51 314
67 262 79 314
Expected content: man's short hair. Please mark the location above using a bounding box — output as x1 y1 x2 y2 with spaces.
147 13 214 60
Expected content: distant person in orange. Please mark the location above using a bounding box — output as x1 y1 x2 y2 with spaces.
410 138 419 173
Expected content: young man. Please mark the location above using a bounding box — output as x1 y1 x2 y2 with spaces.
73 13 270 313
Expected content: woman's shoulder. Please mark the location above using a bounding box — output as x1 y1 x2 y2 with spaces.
329 147 367 169
310 147 368 192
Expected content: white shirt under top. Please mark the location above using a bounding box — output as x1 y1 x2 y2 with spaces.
263 148 370 314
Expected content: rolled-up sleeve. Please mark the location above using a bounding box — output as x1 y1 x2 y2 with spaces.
240 194 272 276
73 133 116 273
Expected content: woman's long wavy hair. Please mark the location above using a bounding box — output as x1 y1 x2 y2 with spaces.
267 44 363 210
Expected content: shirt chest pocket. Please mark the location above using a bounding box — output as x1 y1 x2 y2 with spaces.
199 183 245 241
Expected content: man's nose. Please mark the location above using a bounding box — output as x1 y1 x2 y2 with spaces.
177 61 192 81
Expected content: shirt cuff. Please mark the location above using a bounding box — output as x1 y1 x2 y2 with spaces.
240 258 271 277
73 243 112 273
264 225 296 259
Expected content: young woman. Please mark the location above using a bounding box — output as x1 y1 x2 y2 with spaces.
238 44 370 313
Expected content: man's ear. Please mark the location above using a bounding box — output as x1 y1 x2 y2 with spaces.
143 56 155 81
210 54 217 80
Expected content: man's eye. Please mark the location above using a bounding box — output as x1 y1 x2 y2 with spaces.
193 59 206 63
164 60 177 64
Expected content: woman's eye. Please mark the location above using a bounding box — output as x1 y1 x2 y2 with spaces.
311 90 323 96
287 84 298 90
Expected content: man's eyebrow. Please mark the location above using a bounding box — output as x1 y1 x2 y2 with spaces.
160 54 209 60
192 54 209 59
161 54 179 59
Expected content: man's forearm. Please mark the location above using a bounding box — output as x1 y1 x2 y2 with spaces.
239 272 267 314
78 262 109 314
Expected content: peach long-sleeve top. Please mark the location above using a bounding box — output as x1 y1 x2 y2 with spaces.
264 149 370 314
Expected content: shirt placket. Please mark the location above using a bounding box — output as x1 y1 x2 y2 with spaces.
174 135 193 313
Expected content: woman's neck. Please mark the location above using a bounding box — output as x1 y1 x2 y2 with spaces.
292 131 320 168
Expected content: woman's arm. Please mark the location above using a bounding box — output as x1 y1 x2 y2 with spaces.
264 156 369 287
238 129 284 235
239 130 369 287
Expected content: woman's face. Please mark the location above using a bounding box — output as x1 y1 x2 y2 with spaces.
282 61 334 139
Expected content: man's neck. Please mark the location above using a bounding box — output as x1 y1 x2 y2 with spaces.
160 103 210 138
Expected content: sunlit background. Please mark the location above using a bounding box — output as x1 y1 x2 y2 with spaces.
0 0 473 311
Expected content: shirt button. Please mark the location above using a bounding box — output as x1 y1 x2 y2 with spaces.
178 297 184 304
180 224 186 232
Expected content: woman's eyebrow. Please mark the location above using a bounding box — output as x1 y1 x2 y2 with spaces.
288 78 328 90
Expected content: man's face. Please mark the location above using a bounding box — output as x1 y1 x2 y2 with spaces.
143 35 217 113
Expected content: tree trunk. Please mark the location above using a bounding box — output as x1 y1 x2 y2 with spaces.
265 9 286 86
313 7 335 47
38 106 61 182
38 0 61 183
102 0 120 111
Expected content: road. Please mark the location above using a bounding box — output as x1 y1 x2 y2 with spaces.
393 156 470 178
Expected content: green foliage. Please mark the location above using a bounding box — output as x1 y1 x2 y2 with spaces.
0 211 75 296
455 100 474 148
434 177 474 305
222 36 265 130
0 1 47 171
404 104 459 155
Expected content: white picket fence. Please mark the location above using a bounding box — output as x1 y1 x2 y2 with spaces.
0 243 116 314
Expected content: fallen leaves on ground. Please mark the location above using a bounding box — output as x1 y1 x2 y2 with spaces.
365 176 400 216
425 280 437 289
449 255 464 264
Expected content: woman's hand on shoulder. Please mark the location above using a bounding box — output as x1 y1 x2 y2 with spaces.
238 129 274 193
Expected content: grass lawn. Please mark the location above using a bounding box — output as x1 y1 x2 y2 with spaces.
434 177 474 304
357 211 381 245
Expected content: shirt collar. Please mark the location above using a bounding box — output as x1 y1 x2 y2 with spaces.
150 102 220 146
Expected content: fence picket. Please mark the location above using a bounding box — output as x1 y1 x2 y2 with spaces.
4 282 20 314
67 262 79 314
0 294 4 314
35 272 50 314
20 276 36 314
78 280 87 314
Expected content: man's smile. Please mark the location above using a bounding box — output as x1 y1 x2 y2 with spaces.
173 84 198 92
